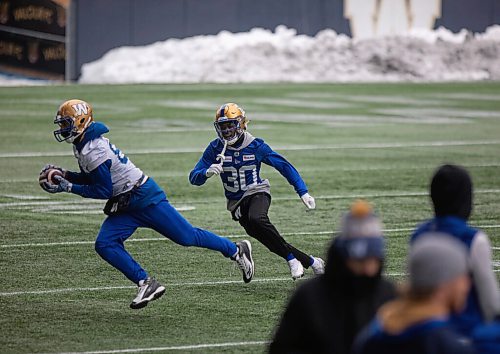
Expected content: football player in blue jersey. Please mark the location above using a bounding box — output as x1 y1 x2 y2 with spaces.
189 103 325 280
411 164 500 336
39 99 254 309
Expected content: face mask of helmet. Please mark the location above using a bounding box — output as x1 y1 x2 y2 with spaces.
54 116 78 143
214 119 242 145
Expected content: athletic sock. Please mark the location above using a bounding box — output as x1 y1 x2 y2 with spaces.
231 245 239 260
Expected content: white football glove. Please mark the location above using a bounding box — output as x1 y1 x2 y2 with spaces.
301 193 316 210
205 163 223 178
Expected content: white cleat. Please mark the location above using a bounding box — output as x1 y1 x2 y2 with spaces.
288 258 304 280
130 277 166 309
311 257 325 275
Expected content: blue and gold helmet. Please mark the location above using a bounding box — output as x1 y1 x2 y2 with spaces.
54 99 93 143
214 103 248 145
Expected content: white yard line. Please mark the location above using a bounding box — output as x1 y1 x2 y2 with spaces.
2 140 500 158
2 226 500 249
0 231 326 249
2 189 499 209
0 277 291 296
2 162 500 184
2 275 411 297
274 189 500 201
54 340 268 354
3 269 500 297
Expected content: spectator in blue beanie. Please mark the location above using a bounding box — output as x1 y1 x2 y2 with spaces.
353 234 476 354
270 200 396 354
412 164 500 336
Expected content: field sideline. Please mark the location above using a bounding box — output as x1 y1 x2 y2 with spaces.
1 82 499 353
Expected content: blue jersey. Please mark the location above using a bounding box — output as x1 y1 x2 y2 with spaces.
353 317 475 354
189 133 308 201
412 216 483 336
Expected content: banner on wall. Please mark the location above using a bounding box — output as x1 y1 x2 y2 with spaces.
344 0 442 39
0 0 68 79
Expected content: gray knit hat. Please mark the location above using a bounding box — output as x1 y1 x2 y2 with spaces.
336 200 385 259
409 233 469 291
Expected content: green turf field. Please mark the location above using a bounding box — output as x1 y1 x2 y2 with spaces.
1 83 499 353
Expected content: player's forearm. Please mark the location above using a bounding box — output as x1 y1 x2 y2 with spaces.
71 183 113 199
273 161 308 196
189 168 209 185
65 170 90 184
70 161 113 199
470 232 500 321
264 152 308 196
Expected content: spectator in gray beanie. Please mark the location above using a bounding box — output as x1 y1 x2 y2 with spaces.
353 234 476 354
412 164 500 336
270 200 396 354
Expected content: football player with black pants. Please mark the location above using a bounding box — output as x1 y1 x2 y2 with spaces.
236 193 313 270
189 103 324 279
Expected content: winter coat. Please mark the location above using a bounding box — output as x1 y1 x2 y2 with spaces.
269 239 396 354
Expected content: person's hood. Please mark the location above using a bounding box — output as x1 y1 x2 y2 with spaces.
75 122 109 152
376 298 449 335
431 164 472 220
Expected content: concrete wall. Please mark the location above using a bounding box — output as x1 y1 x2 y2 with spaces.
67 0 500 80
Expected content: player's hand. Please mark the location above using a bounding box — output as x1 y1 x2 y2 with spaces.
53 175 73 193
205 163 223 178
301 193 316 210
40 181 60 193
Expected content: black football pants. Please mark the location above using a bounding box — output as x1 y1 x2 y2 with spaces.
235 193 311 268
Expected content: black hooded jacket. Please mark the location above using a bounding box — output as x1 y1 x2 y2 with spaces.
269 240 397 354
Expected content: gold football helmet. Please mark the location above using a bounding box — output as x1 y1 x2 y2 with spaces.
214 103 248 145
54 99 93 143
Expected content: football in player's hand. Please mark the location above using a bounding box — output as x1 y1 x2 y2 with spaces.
39 169 64 185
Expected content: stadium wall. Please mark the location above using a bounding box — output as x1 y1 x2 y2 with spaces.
68 0 500 81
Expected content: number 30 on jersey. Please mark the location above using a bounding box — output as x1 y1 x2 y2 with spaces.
222 165 257 192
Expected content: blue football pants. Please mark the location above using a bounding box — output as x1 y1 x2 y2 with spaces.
94 199 237 284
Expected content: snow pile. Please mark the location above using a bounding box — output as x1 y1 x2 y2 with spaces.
0 73 51 86
80 25 500 84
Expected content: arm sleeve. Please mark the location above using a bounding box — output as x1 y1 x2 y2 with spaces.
189 144 216 186
260 143 308 197
469 232 500 321
65 167 90 184
70 160 114 200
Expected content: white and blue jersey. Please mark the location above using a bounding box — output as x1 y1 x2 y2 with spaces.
190 132 308 211
66 121 165 210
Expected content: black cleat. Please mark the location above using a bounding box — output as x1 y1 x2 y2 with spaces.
130 277 166 309
232 240 255 283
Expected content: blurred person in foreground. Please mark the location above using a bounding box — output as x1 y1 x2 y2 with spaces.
269 200 396 354
412 164 500 335
353 234 476 354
